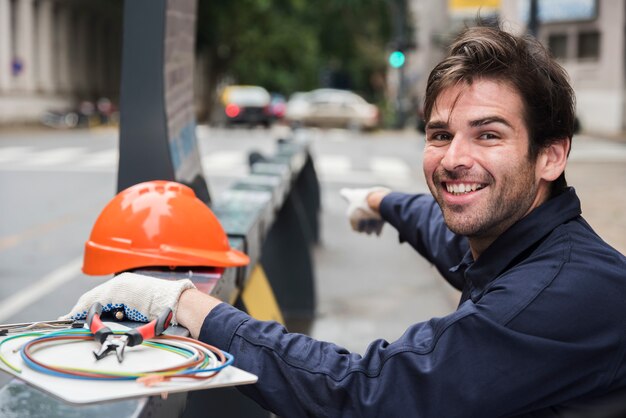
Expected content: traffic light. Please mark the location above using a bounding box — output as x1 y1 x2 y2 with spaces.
388 50 406 69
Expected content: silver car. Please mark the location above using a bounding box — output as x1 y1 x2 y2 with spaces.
285 88 379 130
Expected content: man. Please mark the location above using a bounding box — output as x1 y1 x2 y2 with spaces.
65 26 626 417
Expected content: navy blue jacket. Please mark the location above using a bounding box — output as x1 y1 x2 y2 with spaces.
199 188 626 417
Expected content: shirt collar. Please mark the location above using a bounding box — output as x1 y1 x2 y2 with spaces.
449 251 473 274
449 187 582 297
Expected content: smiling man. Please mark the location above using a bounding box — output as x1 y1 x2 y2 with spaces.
344 26 626 415
422 78 566 258
66 26 626 417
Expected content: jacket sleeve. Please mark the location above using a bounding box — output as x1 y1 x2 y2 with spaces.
378 192 468 290
200 302 608 418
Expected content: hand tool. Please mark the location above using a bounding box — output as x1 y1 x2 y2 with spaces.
86 302 173 363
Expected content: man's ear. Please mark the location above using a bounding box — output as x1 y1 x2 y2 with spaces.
538 138 570 181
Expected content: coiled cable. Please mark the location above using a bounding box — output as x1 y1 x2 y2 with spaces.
0 329 233 386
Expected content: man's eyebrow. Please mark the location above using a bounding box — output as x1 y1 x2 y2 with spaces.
469 116 513 128
426 117 513 130
425 120 448 130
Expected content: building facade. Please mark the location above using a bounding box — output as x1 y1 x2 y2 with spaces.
502 0 626 136
406 0 626 136
0 0 122 124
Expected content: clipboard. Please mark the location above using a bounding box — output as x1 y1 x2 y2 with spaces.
0 323 257 405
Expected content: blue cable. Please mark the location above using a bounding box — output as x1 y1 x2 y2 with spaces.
19 353 135 380
177 351 235 375
17 330 234 380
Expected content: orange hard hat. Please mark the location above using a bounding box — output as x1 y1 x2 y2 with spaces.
83 180 249 275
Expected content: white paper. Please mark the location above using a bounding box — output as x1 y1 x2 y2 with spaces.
0 323 257 405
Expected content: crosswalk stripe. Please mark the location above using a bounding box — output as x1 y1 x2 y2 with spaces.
75 149 118 167
0 147 116 172
22 147 86 166
202 151 249 177
371 156 412 176
203 151 247 168
0 147 413 186
0 146 34 163
316 155 351 174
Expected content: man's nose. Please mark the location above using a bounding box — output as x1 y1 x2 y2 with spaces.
441 136 474 171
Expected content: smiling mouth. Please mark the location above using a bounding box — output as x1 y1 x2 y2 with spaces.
443 182 486 195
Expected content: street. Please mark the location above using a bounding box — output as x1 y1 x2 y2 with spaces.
0 124 625 375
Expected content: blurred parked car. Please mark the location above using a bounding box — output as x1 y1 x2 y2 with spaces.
40 98 118 129
220 85 272 128
285 88 379 130
269 93 287 122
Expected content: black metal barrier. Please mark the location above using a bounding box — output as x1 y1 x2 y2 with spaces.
171 134 322 418
215 139 321 334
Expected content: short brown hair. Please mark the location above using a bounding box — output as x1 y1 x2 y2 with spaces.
424 25 575 193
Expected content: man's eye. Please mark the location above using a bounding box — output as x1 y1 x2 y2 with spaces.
428 133 451 142
479 133 499 140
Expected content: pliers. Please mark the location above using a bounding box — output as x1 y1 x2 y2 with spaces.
86 302 173 363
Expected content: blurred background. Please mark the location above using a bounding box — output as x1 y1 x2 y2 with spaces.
3 0 626 135
0 0 625 392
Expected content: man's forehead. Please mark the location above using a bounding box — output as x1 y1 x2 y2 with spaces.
430 79 524 123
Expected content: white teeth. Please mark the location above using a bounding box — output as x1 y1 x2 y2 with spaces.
446 183 483 195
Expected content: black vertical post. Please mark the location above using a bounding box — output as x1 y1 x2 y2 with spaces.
117 1 273 416
389 0 407 129
528 0 539 38
117 0 210 203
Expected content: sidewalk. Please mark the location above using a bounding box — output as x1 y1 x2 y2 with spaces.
566 133 626 254
579 130 626 144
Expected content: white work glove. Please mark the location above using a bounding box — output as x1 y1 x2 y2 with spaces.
60 272 196 324
340 187 390 236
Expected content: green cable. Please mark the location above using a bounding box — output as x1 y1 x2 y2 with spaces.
1 329 214 379
0 332 43 373
28 338 197 378
0 330 159 375
143 340 191 356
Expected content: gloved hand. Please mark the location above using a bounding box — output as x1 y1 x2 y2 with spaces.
60 272 195 324
339 187 391 235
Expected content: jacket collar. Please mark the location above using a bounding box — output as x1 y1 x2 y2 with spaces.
450 187 582 299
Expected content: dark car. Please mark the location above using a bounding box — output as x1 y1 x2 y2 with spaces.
220 85 272 128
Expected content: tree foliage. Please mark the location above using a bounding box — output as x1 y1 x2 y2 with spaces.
196 0 392 103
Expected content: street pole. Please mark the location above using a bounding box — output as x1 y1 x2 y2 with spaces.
527 0 539 38
397 59 407 129
389 0 407 129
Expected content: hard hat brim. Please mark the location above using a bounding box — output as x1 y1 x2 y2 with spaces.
160 244 250 267
83 241 250 276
